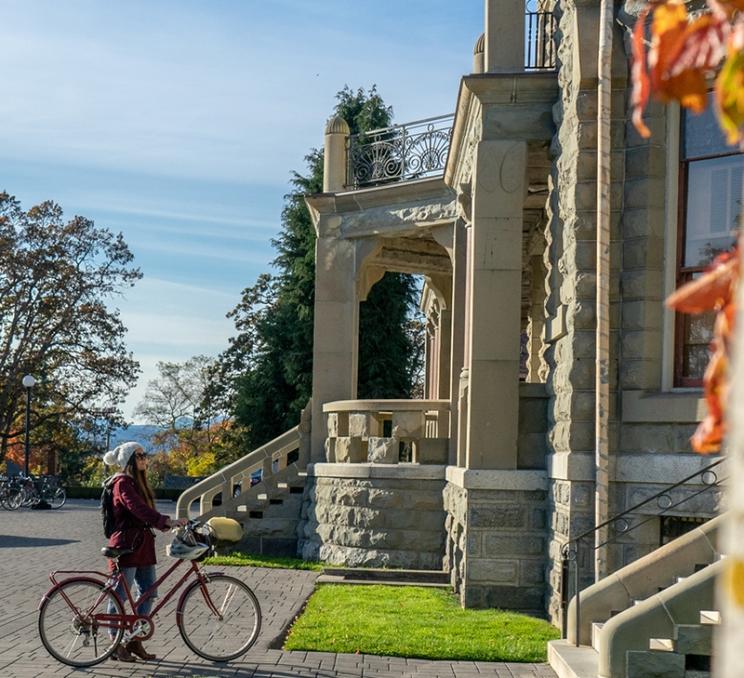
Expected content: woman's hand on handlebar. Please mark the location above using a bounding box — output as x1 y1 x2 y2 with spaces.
164 517 188 531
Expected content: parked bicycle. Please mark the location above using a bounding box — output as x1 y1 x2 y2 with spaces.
0 474 66 510
37 519 261 667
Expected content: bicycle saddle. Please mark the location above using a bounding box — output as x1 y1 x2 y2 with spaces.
100 546 134 559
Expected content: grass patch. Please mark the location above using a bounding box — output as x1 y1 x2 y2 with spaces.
283 584 559 662
204 552 324 571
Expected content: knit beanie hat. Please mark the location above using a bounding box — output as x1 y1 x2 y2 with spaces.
103 442 143 469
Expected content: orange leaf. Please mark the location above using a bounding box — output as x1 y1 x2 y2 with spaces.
716 41 744 145
631 6 652 138
665 255 737 313
724 559 744 607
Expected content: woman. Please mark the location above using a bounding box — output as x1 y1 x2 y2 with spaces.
103 441 186 662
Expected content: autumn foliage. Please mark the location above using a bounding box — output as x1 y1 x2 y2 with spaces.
666 251 738 452
632 0 744 453
632 0 744 144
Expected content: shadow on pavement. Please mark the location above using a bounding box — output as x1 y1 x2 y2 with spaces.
0 535 79 548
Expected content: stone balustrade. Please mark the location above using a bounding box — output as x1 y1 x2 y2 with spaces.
323 399 450 465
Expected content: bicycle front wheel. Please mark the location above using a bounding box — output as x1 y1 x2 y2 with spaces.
49 487 66 509
177 573 261 662
38 578 124 667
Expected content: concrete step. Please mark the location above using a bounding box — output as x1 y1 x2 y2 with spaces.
699 610 720 625
317 574 450 588
321 566 449 585
547 639 598 678
591 622 603 652
626 649 685 677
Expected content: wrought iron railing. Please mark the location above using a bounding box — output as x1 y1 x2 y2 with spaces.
559 458 725 642
526 10 557 70
346 114 454 189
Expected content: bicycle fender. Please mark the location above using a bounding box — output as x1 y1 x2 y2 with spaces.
38 575 110 610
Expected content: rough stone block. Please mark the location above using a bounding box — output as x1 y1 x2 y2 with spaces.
625 650 685 678
367 437 398 464
327 411 348 437
462 584 545 611
467 558 519 583
333 437 366 463
349 412 383 438
324 437 336 462
469 505 526 528
391 411 424 439
413 438 448 464
519 560 546 585
483 535 544 557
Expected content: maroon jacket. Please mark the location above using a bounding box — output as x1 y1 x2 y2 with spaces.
107 474 169 569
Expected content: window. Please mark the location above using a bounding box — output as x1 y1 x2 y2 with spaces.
675 100 743 386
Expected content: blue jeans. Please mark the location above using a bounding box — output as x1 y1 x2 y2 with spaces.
108 565 157 636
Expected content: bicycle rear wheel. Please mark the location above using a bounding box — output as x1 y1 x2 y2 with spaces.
49 487 66 509
4 488 22 510
177 573 261 662
38 578 124 667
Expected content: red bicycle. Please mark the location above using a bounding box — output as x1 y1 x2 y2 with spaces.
37 520 261 667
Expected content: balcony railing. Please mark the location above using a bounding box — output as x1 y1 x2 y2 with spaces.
525 10 557 70
346 114 454 189
323 399 451 465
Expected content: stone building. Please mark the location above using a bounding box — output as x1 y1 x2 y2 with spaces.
179 1 735 675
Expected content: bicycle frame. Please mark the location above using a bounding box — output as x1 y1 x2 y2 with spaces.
44 558 225 636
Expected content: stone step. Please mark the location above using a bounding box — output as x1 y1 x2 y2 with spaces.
591 622 603 652
648 638 674 652
675 624 713 655
321 566 449 585
699 610 720 625
316 574 450 588
547 639 598 678
626 649 685 677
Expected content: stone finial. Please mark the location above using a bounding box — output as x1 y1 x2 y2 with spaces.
325 115 350 136
473 33 485 55
323 116 350 192
473 33 485 74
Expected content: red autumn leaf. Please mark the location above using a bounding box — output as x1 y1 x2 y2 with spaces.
631 6 653 138
666 252 738 313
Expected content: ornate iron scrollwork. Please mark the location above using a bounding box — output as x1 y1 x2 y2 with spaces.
347 114 454 189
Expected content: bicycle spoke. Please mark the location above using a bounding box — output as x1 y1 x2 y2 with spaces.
177 574 261 661
64 632 82 658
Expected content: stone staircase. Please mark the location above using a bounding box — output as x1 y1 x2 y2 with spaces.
176 412 311 556
549 515 723 678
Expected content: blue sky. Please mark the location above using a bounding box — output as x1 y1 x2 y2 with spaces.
0 0 482 420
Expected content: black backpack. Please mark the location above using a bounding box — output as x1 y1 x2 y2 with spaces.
100 476 117 538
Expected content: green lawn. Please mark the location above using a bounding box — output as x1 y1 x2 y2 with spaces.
283 584 559 662
204 552 324 571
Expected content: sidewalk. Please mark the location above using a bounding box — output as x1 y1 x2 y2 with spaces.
0 500 556 677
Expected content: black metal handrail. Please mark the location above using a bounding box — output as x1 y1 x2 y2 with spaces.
559 457 725 642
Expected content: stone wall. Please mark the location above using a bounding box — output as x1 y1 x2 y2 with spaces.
298 464 446 569
444 470 548 613
541 0 630 626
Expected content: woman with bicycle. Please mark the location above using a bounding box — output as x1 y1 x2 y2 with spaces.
102 442 186 662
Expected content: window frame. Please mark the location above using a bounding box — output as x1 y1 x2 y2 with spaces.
673 114 743 387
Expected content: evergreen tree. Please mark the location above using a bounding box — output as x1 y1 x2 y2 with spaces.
211 86 423 454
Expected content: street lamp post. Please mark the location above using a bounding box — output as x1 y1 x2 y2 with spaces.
22 374 36 476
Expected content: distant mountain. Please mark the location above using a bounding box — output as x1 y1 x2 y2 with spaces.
108 425 161 453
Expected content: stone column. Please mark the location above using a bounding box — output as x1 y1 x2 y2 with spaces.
484 0 524 73
311 233 359 461
450 218 468 466
465 140 526 470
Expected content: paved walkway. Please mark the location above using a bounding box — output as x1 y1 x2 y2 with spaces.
0 499 557 677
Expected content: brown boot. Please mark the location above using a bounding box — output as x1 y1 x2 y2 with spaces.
126 639 156 660
111 644 136 662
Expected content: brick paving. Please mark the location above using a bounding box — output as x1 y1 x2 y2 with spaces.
0 499 556 677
